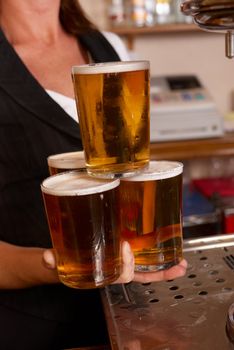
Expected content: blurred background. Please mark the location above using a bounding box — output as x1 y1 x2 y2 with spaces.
80 0 234 118
80 0 234 239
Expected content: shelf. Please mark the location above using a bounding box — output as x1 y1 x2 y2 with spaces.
150 132 234 161
110 23 200 35
109 23 203 49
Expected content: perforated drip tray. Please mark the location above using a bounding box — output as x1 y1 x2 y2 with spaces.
102 234 234 350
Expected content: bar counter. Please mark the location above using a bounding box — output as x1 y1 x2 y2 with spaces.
150 132 234 161
101 234 234 349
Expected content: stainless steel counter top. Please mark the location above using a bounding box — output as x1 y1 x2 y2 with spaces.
102 234 234 349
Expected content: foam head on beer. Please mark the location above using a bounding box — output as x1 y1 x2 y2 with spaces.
72 60 150 179
41 171 121 289
47 150 86 175
119 160 184 272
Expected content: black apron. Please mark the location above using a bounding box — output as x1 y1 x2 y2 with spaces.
0 27 121 322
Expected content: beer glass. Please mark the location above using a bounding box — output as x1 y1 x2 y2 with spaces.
41 171 121 289
47 150 85 175
72 60 150 178
119 160 183 271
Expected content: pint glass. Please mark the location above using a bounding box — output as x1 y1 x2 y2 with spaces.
119 160 183 271
41 171 121 289
47 150 85 175
72 60 150 178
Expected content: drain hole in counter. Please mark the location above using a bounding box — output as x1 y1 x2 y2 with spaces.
174 294 184 299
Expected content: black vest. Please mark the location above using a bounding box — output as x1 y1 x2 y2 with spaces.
0 28 121 321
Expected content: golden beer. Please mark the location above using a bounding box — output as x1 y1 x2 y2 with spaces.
72 60 150 178
41 171 121 289
119 161 183 271
47 150 86 175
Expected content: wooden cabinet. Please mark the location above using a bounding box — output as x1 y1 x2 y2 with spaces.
150 133 234 161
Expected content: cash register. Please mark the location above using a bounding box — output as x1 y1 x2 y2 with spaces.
150 74 224 142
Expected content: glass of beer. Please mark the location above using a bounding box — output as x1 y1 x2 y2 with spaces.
119 160 183 272
47 150 86 175
41 171 121 289
72 60 150 178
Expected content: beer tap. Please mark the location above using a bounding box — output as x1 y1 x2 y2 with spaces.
181 0 234 58
226 30 234 58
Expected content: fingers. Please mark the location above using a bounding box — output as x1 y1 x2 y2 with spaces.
43 244 188 286
42 249 57 270
113 241 135 284
133 259 188 283
113 242 188 285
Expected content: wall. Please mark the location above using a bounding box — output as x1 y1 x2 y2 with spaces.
80 0 108 29
80 0 234 117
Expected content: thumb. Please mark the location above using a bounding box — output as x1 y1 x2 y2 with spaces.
42 249 57 270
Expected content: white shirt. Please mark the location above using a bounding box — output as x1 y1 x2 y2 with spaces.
46 89 78 122
47 32 130 120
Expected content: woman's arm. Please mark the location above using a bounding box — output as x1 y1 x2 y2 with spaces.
0 240 186 290
0 241 59 289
